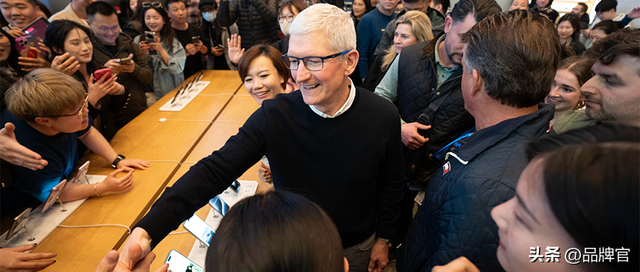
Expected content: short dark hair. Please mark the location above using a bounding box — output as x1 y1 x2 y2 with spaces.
206 191 344 272
595 0 616 12
165 0 185 9
433 0 450 14
591 19 620 35
462 10 561 108
86 1 118 20
278 0 308 16
238 44 290 90
450 0 501 24
586 27 640 76
577 2 588 13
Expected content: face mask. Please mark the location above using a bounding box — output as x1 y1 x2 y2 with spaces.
203 12 217 22
279 20 291 36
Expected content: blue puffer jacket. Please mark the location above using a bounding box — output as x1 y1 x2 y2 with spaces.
397 104 555 272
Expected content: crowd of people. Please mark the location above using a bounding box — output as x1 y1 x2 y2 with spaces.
0 0 639 271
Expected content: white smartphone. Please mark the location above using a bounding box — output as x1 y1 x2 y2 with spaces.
165 249 203 272
209 195 229 216
183 214 215 247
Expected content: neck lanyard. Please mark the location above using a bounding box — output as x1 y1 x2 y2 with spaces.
432 127 476 162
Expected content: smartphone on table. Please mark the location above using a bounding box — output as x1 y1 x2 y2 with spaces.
165 249 203 272
183 214 215 246
209 195 229 216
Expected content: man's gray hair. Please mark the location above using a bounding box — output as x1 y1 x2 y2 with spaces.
289 3 356 53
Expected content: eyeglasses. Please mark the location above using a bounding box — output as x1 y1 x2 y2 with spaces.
281 50 351 71
142 2 163 9
278 14 295 23
98 25 120 33
43 95 88 118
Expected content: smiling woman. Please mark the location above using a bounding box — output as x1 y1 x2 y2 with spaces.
238 44 289 105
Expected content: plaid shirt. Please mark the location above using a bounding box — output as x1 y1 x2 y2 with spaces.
187 0 202 25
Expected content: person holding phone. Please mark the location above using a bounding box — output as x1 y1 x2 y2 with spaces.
198 0 237 70
167 0 209 79
86 1 154 130
45 20 125 141
133 1 186 100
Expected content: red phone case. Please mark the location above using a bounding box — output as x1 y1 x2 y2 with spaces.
94 68 113 81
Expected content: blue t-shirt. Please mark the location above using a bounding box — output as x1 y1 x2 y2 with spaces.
356 8 396 79
1 110 93 202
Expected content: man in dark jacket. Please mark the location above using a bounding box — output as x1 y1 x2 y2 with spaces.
398 10 561 271
86 1 153 129
373 0 500 248
218 0 279 49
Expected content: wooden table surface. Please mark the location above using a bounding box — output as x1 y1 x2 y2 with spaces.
144 93 273 271
32 70 245 271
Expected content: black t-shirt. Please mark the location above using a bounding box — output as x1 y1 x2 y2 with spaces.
174 24 210 78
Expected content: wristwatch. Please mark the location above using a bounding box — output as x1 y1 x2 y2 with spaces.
111 154 125 169
378 237 392 247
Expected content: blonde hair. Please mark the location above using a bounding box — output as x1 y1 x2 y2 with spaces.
289 4 356 52
382 11 434 72
6 69 86 122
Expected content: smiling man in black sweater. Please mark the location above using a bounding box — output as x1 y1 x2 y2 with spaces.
117 4 404 272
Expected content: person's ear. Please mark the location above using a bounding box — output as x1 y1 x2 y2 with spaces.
444 16 453 34
435 3 442 12
344 257 349 272
344 50 359 77
34 117 53 127
471 68 483 96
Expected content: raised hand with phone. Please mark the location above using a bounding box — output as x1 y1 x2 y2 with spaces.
103 54 136 74
87 69 124 106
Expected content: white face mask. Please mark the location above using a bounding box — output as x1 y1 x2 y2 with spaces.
279 20 291 36
203 12 217 22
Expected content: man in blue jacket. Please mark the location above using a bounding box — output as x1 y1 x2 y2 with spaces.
398 10 561 271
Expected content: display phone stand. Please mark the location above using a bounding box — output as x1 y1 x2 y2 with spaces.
57 197 67 212
5 208 35 241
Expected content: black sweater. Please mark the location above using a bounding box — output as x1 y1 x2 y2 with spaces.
136 88 405 248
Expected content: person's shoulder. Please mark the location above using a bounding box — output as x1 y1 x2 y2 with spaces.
360 9 378 21
355 87 398 114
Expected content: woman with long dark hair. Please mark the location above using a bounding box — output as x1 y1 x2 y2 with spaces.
45 20 124 140
557 13 585 57
133 1 186 100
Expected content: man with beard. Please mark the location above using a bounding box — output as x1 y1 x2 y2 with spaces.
582 27 640 128
373 0 500 247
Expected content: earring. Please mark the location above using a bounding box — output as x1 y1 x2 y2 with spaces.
575 99 585 109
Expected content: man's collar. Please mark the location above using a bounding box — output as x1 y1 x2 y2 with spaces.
309 78 356 118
